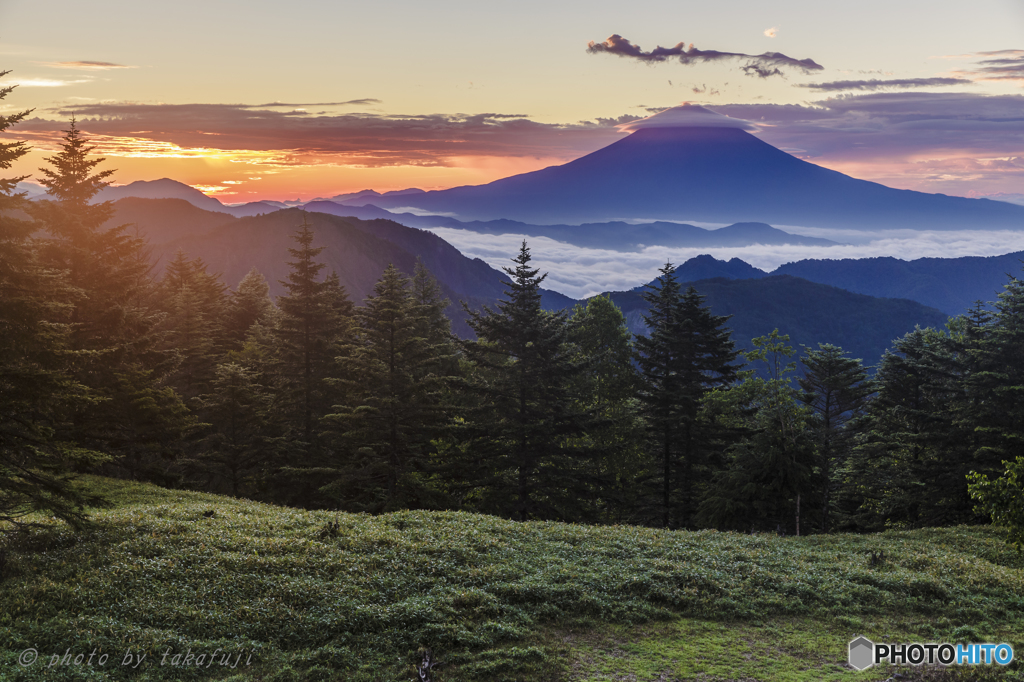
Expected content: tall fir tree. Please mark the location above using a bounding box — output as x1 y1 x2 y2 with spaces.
159 250 229 399
28 117 191 479
697 330 815 533
0 73 106 529
32 117 131 352
189 362 281 497
969 274 1024 468
566 295 646 522
963 278 1024 546
798 344 873 532
844 326 978 529
273 212 352 450
226 266 277 346
409 259 459 378
634 264 740 528
323 264 452 511
449 242 598 521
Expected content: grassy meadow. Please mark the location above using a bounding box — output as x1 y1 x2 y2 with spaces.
1 476 1022 681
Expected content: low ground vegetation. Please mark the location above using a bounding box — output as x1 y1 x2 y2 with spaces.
1 477 1021 681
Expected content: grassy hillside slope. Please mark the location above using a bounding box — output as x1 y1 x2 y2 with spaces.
1 478 1021 681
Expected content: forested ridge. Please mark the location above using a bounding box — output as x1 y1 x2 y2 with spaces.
3 76 1024 546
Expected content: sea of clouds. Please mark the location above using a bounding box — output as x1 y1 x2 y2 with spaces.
425 226 1024 300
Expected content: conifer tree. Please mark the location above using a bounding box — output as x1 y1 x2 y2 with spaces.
962 278 1024 546
697 330 815 533
190 362 280 497
28 119 190 478
159 250 229 398
31 118 135 350
274 212 352 448
634 264 740 528
323 264 451 511
845 326 977 528
567 295 645 521
969 274 1024 467
410 259 458 377
227 266 277 346
450 242 597 521
798 344 873 532
0 73 105 528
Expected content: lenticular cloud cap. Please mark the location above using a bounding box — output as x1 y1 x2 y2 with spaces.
618 103 759 132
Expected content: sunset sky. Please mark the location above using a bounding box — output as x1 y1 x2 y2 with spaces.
2 0 1023 203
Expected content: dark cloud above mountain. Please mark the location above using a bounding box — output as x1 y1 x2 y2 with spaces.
800 77 971 91
254 99 383 108
964 50 1024 81
715 92 1024 192
12 102 628 167
718 92 1024 150
586 34 823 77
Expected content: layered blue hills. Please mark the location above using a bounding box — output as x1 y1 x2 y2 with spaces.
633 253 1024 317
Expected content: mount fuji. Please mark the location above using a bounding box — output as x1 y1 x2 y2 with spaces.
369 105 1024 230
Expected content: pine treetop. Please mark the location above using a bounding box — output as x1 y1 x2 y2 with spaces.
37 116 114 206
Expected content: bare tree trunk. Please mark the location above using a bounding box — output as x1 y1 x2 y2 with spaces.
795 491 801 537
663 432 671 529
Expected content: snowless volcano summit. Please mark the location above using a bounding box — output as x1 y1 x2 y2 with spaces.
373 105 1024 230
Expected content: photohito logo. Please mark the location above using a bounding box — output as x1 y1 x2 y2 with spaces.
848 637 1014 670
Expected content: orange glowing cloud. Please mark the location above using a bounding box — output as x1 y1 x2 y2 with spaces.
16 103 629 168
6 91 1024 201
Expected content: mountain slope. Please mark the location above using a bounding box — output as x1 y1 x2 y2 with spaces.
96 178 229 213
775 254 1024 316
607 275 950 366
659 254 768 285
108 202 572 335
153 209 571 309
104 197 237 247
369 126 1024 230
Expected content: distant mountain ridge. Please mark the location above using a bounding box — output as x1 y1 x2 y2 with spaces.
774 254 1024 315
105 199 573 336
303 200 839 250
84 179 843 249
91 179 287 218
606 275 949 368
632 253 1024 317
86 180 825 250
632 255 768 289
106 198 952 366
96 179 228 213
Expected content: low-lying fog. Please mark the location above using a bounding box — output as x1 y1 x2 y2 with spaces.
425 226 1024 300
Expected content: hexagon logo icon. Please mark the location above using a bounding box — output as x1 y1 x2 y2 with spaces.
849 636 874 670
